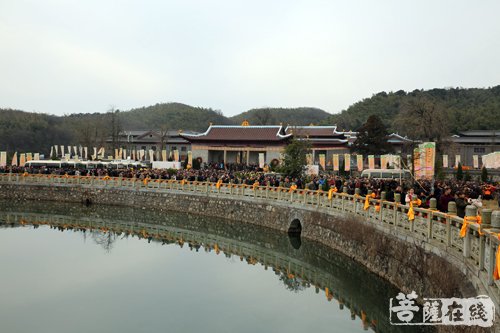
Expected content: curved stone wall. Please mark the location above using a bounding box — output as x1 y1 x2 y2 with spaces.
0 181 481 304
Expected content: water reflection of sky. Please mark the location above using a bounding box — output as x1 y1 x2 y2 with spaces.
0 225 369 333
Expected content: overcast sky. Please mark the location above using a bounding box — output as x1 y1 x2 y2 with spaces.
1 0 499 117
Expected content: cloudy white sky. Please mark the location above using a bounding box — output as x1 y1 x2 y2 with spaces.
1 0 499 116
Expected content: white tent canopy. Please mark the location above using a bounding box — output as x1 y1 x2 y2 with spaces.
482 152 500 169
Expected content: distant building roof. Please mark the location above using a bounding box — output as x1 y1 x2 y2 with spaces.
180 125 291 143
284 125 345 137
450 130 500 144
108 129 196 144
387 133 413 144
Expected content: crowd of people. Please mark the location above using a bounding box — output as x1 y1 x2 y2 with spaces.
1 162 499 215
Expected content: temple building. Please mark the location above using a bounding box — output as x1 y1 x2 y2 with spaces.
449 130 500 167
180 124 292 165
108 130 193 160
284 126 350 165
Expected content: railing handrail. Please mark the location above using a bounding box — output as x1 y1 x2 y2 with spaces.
1 172 499 310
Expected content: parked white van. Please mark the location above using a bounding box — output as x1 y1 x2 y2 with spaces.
360 169 411 180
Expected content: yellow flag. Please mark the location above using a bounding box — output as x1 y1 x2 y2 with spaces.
407 202 415 221
493 247 500 280
364 195 370 210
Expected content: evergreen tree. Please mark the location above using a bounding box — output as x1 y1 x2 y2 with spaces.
456 162 464 181
280 139 311 179
481 166 488 182
351 115 393 155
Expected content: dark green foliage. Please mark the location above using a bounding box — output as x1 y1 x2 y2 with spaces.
456 163 463 181
351 115 393 155
320 86 500 136
192 157 201 170
230 107 330 126
464 170 472 181
481 166 488 182
279 139 311 179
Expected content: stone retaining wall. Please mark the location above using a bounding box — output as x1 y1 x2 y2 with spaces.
0 182 480 304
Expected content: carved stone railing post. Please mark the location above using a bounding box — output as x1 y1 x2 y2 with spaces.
463 205 477 258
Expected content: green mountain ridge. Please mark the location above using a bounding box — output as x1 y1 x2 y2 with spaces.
319 86 500 136
1 85 500 154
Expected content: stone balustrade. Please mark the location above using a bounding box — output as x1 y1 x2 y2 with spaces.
1 172 500 319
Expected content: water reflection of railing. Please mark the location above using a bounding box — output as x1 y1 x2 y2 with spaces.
0 209 398 333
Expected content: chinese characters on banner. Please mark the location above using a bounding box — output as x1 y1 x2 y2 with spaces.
344 154 351 171
368 155 375 169
413 142 436 179
333 154 339 171
390 291 494 327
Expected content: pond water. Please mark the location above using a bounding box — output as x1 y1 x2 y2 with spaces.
0 200 429 333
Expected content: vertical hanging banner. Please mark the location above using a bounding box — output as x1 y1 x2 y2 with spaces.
422 142 436 179
50 146 54 159
60 145 65 157
0 152 7 167
26 153 32 162
368 155 375 169
67 146 71 157
114 149 119 160
162 150 167 161
443 155 448 168
34 153 40 161
118 148 123 160
473 155 479 169
344 154 351 171
149 149 155 162
92 147 97 160
413 142 436 179
98 147 105 159
413 147 422 178
258 153 265 168
79 146 83 158
140 149 145 161
407 154 412 170
332 154 339 171
73 146 78 157
319 154 326 170
132 150 136 161
11 152 18 166
357 155 363 171
455 155 461 167
123 149 127 160
174 150 179 162
188 151 193 166
19 153 26 166
306 153 313 165
381 155 388 169
84 147 88 160
54 145 58 157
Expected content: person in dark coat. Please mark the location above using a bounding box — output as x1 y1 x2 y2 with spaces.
455 191 468 218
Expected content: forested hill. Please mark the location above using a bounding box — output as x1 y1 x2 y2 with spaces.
230 107 331 126
120 103 232 131
0 103 328 154
319 86 500 136
2 86 500 154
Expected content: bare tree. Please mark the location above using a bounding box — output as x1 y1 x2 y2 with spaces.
394 96 450 144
